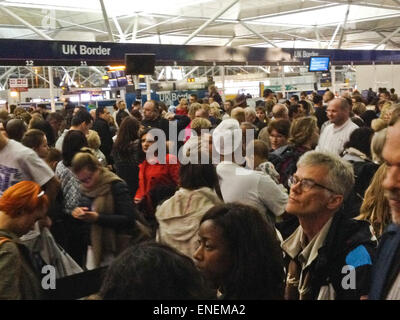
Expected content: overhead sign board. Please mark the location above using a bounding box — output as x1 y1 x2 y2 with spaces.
0 39 399 67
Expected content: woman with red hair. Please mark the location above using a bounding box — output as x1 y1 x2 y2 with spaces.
0 181 49 299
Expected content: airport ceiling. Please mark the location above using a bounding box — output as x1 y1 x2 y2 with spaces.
0 0 399 50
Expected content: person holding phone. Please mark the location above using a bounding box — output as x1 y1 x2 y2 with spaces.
71 148 147 268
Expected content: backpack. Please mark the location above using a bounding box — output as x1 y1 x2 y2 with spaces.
269 145 306 191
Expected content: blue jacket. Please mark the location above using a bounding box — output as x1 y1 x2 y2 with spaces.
369 223 400 300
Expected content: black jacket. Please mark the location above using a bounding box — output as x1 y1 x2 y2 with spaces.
314 106 328 130
92 118 114 164
79 180 141 233
369 224 400 299
142 117 170 138
282 209 377 300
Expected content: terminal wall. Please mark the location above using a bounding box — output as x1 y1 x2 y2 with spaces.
355 65 400 91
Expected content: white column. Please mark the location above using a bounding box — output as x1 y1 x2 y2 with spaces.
219 66 225 102
48 66 56 112
146 75 151 101
331 65 336 94
281 66 286 98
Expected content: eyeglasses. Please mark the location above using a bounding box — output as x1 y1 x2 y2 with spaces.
288 175 336 194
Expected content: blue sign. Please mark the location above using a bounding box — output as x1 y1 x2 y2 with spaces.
309 56 330 72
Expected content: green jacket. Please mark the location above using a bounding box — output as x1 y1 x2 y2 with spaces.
0 229 42 300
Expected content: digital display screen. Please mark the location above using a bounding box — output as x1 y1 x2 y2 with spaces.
117 77 128 87
125 54 155 75
109 79 118 88
115 70 125 78
309 57 330 72
107 71 117 79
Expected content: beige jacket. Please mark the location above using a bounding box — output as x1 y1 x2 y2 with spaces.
155 187 222 258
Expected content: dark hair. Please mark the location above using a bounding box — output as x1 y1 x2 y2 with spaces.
21 129 45 150
116 110 129 127
190 94 198 101
351 116 365 127
29 118 55 146
267 119 290 137
62 130 88 166
290 95 299 102
288 104 300 119
313 94 323 105
9 104 17 114
71 110 92 126
47 111 64 123
130 109 143 122
95 106 106 118
6 119 27 142
179 163 219 191
298 100 310 115
100 242 213 300
263 88 273 98
360 110 378 127
200 203 285 300
113 117 140 158
343 127 374 158
46 147 62 164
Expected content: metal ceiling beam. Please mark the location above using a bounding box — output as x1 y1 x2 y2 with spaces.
338 3 351 48
23 67 50 85
328 23 342 48
0 5 52 40
16 9 110 35
242 3 340 21
239 21 278 47
374 25 400 49
376 31 400 47
0 67 17 82
183 0 239 45
99 0 115 42
314 26 322 48
112 16 126 42
132 15 139 40
184 67 199 78
224 36 235 46
136 16 182 34
309 0 400 10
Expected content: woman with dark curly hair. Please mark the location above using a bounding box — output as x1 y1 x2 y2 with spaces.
193 203 285 300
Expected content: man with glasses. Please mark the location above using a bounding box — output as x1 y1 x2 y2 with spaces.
281 151 376 300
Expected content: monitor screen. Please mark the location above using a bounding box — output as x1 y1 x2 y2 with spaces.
309 56 330 72
117 77 128 87
107 71 117 79
125 54 155 75
109 79 118 88
114 70 125 78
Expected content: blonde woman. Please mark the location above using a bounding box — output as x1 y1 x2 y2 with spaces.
209 102 222 120
86 129 107 166
357 164 391 238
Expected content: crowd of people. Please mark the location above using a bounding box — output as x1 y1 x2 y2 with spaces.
0 84 399 300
